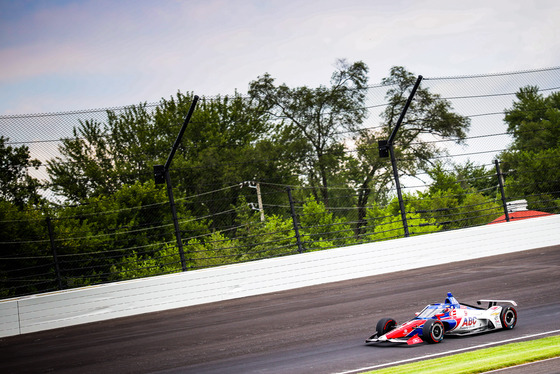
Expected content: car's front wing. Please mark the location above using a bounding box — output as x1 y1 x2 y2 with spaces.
366 335 424 345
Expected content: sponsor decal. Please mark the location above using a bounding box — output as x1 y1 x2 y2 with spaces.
462 316 477 327
407 335 424 345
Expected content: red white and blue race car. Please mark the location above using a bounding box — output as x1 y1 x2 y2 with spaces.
366 292 517 345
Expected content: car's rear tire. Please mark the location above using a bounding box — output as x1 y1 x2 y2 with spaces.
422 319 444 344
376 318 397 336
501 306 517 329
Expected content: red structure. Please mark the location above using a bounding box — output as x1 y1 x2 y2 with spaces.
489 210 553 224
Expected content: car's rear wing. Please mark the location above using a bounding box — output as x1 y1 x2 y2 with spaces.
477 299 517 307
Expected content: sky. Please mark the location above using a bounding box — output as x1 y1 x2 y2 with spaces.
0 0 559 116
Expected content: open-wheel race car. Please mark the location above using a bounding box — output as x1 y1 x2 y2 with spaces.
366 292 517 345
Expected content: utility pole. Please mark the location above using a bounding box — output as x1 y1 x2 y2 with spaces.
247 181 265 222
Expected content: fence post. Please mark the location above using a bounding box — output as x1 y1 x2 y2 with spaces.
286 187 304 253
494 159 510 222
46 217 63 290
165 170 188 271
378 75 423 237
389 146 409 237
154 95 199 271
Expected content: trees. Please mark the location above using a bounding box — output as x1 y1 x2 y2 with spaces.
0 200 51 297
0 136 43 207
500 87 560 212
501 148 560 212
248 59 369 205
298 196 356 250
46 92 283 201
0 137 49 297
46 63 471 240
504 86 560 151
349 66 471 236
42 63 472 268
363 197 439 241
410 163 502 230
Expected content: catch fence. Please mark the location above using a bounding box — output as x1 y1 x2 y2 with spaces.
1 66 559 299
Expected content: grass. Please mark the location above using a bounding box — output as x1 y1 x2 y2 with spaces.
365 335 560 373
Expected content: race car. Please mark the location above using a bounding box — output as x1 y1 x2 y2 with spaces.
366 292 517 345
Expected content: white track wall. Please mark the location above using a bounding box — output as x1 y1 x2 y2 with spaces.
1 215 559 338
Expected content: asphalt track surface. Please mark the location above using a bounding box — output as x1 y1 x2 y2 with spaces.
2 245 559 374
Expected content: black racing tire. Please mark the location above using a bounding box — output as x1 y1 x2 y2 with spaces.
500 306 517 329
376 318 397 336
422 319 444 344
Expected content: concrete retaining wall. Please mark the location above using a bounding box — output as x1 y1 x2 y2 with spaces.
1 215 558 338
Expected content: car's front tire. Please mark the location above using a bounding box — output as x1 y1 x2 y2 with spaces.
501 306 517 329
376 318 397 336
422 319 444 343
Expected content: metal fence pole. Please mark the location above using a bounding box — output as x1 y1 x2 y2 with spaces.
378 75 423 238
495 159 510 222
165 170 188 271
46 217 63 290
389 146 410 237
286 187 304 253
154 95 199 272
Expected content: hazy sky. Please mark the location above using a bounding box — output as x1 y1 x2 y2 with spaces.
1 0 559 115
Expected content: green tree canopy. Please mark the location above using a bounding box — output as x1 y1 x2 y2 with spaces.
408 162 502 230
504 86 560 151
500 87 560 211
46 92 292 205
248 59 370 205
0 136 43 207
349 66 471 234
